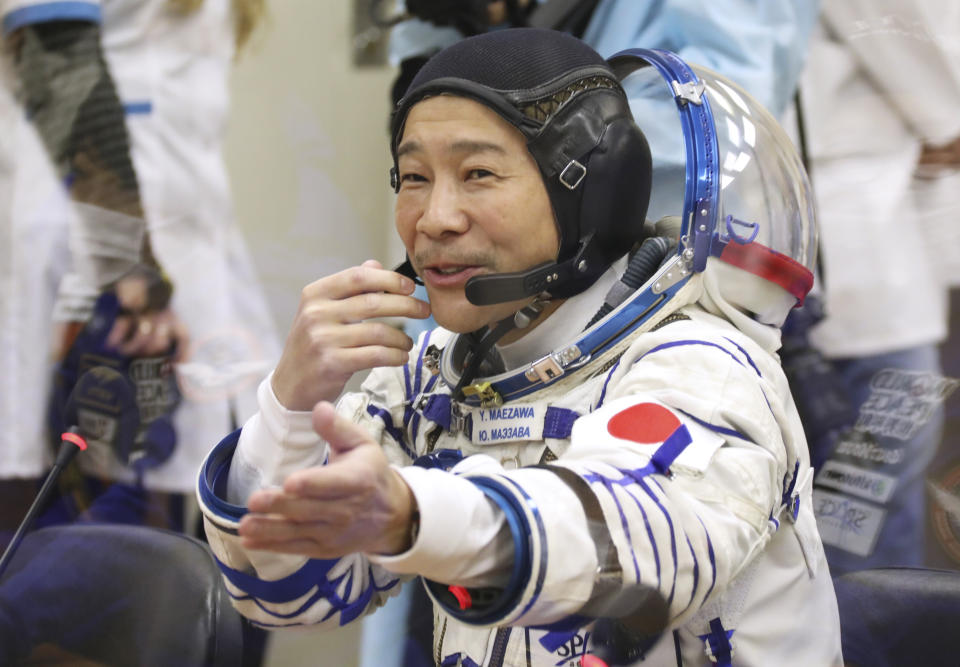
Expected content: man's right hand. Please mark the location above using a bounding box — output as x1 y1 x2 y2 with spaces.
271 260 431 411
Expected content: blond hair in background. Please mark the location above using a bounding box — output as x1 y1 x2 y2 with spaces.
167 0 266 53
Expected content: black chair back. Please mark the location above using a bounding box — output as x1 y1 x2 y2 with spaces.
834 566 960 666
0 523 243 666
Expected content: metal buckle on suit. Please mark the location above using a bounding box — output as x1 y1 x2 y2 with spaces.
525 355 565 384
462 381 503 408
423 345 442 375
559 159 587 190
450 401 467 435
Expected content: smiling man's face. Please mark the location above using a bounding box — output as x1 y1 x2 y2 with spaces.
394 95 559 334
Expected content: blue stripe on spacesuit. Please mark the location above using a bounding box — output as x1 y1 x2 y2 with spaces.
123 101 152 115
697 515 718 603
403 338 415 401
420 394 451 430
339 567 401 624
722 336 775 414
447 476 533 625
782 461 801 521
636 339 749 369
220 558 398 624
197 429 246 526
594 359 620 409
402 339 416 434
638 478 679 606
543 407 580 440
623 482 660 589
441 655 480 667
501 475 549 621
722 337 762 377
402 331 425 429
676 408 749 441
584 471 643 583
677 534 700 618
216 556 340 604
3 1 100 34
595 359 622 408
366 404 417 460
781 461 798 506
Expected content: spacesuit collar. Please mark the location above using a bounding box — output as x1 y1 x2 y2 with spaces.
699 264 783 354
496 261 623 371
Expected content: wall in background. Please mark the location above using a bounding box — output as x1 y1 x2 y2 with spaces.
225 0 397 335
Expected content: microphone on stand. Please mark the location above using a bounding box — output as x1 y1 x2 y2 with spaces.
0 430 87 579
0 365 139 579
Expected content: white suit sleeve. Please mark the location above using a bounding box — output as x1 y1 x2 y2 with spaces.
197 375 407 629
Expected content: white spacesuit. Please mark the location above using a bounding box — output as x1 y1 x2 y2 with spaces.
199 32 842 666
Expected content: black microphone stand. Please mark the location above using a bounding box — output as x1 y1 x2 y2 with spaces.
0 428 87 579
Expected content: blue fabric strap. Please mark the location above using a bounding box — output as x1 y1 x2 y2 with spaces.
421 394 452 430
621 423 692 484
698 617 734 667
543 406 579 439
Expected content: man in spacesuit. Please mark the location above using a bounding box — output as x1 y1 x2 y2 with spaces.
199 28 842 666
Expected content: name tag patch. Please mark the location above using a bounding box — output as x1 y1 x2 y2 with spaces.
471 404 546 445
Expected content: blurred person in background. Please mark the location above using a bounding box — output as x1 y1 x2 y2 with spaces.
798 0 960 575
0 0 280 537
0 0 182 541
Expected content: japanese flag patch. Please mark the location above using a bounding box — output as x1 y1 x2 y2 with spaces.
571 396 725 475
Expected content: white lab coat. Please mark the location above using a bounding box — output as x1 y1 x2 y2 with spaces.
804 0 960 357
0 0 280 492
0 61 74 478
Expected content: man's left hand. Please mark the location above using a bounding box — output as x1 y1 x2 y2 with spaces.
238 402 418 558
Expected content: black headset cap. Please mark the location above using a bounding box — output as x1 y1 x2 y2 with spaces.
391 28 653 303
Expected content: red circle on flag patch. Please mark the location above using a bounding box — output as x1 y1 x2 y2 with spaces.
607 402 681 444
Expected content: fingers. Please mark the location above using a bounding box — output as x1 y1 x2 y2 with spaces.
238 512 357 558
107 308 186 357
271 262 431 410
310 401 375 456
237 511 328 553
302 291 430 325
302 262 419 303
247 486 356 521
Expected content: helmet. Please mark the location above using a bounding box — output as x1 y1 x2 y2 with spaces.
431 47 818 405
609 49 817 328
390 28 653 305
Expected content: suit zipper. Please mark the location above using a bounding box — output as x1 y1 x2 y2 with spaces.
488 627 512 667
435 617 448 666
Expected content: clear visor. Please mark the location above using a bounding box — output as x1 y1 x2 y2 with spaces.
618 59 817 305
